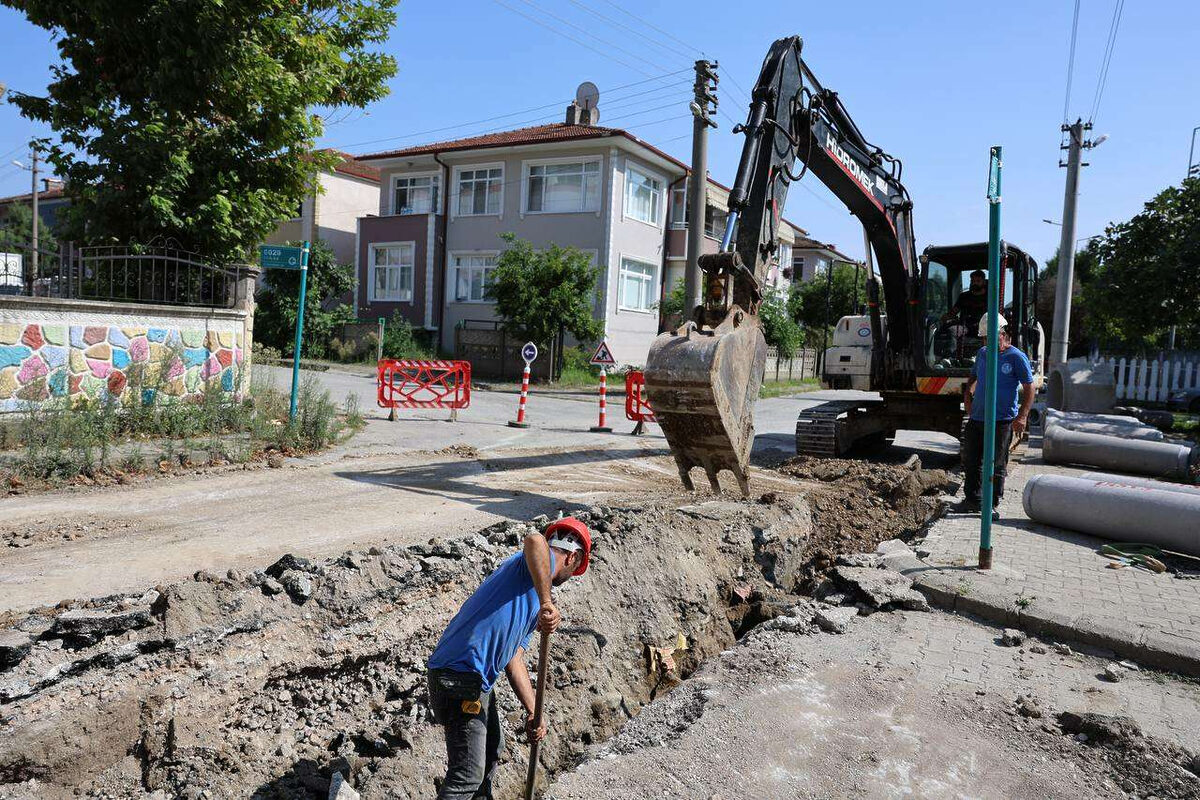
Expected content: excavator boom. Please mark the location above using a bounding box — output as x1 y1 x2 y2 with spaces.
645 35 920 493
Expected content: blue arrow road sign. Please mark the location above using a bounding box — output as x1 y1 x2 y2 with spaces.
521 342 538 364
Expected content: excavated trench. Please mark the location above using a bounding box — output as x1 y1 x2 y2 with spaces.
0 458 951 799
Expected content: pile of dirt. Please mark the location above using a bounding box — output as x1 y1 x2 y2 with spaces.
0 495 817 799
1055 712 1200 799
774 456 953 589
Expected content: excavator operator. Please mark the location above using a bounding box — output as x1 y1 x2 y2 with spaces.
941 269 989 333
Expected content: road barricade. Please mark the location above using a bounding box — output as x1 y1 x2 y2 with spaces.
624 370 656 435
377 359 471 421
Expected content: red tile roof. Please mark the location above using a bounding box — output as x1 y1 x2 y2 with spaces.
0 186 67 205
323 150 380 183
357 123 629 161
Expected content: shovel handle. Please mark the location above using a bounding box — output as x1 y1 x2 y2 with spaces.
523 629 552 800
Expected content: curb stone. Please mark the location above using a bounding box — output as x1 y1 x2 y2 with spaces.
874 542 1200 680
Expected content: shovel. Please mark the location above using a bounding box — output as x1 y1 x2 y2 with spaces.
523 629 552 800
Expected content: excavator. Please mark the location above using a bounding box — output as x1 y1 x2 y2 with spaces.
644 35 1042 495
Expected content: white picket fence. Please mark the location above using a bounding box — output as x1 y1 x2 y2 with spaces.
1093 355 1200 403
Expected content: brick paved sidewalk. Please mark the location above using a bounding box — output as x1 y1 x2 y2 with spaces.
897 439 1200 677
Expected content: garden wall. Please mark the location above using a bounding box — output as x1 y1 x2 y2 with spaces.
0 296 253 413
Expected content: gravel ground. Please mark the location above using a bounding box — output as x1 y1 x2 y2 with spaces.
548 609 1200 800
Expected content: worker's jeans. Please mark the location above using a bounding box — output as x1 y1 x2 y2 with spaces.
961 418 1014 507
428 671 502 800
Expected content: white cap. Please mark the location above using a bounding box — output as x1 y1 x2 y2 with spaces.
978 313 1007 338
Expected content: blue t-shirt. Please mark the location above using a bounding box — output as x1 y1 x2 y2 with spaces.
427 550 554 692
969 345 1034 422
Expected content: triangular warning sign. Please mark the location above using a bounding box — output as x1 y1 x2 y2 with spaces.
588 340 616 366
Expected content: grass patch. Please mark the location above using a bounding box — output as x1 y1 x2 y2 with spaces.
0 367 360 489
760 378 820 398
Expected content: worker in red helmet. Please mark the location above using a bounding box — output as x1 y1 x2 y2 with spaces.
426 517 591 800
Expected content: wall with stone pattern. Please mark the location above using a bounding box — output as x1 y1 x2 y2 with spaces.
0 297 249 413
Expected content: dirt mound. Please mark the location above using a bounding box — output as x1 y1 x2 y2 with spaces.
1055 712 1200 799
775 456 953 589
0 496 818 799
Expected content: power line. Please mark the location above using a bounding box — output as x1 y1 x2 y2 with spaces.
492 0 659 78
508 0 689 78
330 69 691 152
1088 0 1125 125
562 0 696 64
1062 0 1081 123
593 0 707 61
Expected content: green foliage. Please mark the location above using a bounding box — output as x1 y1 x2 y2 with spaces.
4 0 397 262
254 239 354 360
1081 178 1200 349
486 233 604 348
788 262 870 345
1 366 354 483
556 346 598 386
0 201 58 254
656 277 686 323
759 287 804 357
1036 242 1100 356
380 312 434 359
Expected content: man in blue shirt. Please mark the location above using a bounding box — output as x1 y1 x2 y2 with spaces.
426 517 591 800
961 315 1035 518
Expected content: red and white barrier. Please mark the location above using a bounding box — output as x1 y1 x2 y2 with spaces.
377 359 471 421
590 366 613 433
508 362 532 428
624 370 656 435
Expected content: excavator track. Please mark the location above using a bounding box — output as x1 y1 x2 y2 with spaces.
794 399 885 458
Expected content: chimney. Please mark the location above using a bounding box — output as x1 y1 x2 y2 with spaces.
565 101 597 126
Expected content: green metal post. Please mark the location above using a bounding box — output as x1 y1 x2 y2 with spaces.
377 316 385 363
288 241 311 424
979 148 1003 569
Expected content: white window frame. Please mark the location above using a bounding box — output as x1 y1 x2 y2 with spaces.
521 155 604 216
368 241 416 303
449 250 500 304
669 187 688 229
452 163 504 219
623 162 665 228
617 255 659 314
391 171 440 216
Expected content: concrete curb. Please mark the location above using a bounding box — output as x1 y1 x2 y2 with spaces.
880 550 1200 679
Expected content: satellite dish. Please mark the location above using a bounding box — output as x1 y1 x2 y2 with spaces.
589 106 600 124
576 81 600 110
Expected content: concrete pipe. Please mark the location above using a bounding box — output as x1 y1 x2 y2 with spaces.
1044 409 1144 428
1079 472 1200 497
1043 419 1165 442
1041 425 1198 481
1023 474 1200 555
1046 360 1117 413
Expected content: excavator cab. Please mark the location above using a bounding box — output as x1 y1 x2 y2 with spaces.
918 243 1042 383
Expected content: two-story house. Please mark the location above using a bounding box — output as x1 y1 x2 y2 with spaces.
354 105 806 366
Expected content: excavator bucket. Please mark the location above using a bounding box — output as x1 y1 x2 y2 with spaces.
643 312 767 496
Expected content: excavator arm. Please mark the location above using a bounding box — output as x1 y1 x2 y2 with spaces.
644 35 920 494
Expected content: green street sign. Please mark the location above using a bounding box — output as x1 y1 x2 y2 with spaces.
259 244 307 270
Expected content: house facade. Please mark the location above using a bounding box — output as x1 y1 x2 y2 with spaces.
354 108 806 365
790 235 860 283
262 151 380 268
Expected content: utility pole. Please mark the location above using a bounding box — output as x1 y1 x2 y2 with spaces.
1050 119 1107 368
30 146 39 285
685 60 718 316
1188 125 1200 180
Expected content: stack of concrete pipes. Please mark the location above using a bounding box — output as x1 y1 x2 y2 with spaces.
1023 472 1200 556
1041 409 1198 482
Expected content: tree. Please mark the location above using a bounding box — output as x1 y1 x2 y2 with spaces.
253 239 354 360
759 286 804 357
4 0 397 263
1036 242 1099 356
485 233 604 348
1081 178 1200 349
0 202 58 256
788 262 870 342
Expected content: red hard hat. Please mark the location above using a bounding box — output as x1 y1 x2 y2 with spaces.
545 517 592 576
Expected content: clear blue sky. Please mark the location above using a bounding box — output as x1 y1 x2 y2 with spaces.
1 0 1197 266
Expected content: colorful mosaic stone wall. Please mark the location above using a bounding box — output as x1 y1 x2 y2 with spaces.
0 321 245 412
